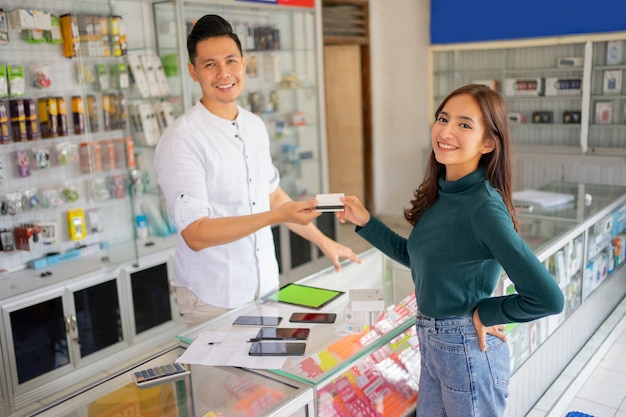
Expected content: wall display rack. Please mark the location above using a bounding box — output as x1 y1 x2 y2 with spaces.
0 0 335 414
0 0 183 413
430 32 626 156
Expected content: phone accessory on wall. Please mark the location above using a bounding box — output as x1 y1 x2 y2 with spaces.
14 149 30 177
67 208 86 240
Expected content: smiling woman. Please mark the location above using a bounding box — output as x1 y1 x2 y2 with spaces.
336 84 564 417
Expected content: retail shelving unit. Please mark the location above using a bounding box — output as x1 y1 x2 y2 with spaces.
0 0 183 412
430 33 626 191
0 0 333 413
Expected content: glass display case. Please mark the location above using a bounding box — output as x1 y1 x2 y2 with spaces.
173 249 419 416
27 345 315 417
172 182 626 417
14 181 626 417
1 269 128 411
119 250 180 344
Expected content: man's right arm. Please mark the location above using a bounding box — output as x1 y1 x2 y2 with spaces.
180 200 321 251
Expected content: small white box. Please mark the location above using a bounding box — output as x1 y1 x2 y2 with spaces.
606 40 623 65
349 289 384 312
151 55 171 97
545 77 582 96
8 9 34 30
504 78 543 96
595 101 612 124
154 100 176 133
602 70 622 94
557 57 583 67
508 112 526 123
140 55 161 98
127 55 150 99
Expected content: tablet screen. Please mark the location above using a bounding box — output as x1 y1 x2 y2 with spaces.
263 283 344 309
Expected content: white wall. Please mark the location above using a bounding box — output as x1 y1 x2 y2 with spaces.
369 0 431 216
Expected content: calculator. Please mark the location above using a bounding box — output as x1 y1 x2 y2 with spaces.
131 363 190 389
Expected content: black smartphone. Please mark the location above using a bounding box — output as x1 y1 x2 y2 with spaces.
248 341 306 356
289 312 337 324
255 327 310 340
232 315 282 327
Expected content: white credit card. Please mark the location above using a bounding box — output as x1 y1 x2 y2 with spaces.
315 193 345 212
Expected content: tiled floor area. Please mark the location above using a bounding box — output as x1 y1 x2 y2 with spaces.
561 316 626 417
337 216 626 417
529 296 626 417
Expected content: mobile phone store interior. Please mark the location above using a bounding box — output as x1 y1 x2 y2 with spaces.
0 0 626 416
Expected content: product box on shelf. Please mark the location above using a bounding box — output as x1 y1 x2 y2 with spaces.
7 9 34 30
508 112 526 124
602 70 622 94
595 101 612 124
504 78 543 96
544 77 582 96
563 111 581 124
557 56 583 67
606 40 624 65
127 55 151 98
532 111 553 123
0 9 9 44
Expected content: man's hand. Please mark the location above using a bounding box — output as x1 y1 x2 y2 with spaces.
473 308 507 352
318 238 362 272
274 199 322 225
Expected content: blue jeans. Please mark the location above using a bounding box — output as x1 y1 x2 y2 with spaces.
414 313 510 417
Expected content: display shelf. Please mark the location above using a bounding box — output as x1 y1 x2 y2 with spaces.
0 245 184 413
0 0 146 275
501 182 626 378
21 344 315 417
430 33 626 155
0 2 186 413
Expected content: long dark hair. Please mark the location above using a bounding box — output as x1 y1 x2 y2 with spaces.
403 84 519 232
187 14 243 64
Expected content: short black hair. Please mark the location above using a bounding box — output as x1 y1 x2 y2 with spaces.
187 14 243 64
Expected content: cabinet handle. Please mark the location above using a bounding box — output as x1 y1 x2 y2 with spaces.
65 316 72 334
70 314 77 331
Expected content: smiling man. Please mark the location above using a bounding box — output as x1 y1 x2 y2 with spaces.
154 14 361 328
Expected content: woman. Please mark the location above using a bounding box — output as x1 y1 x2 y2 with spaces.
337 84 564 416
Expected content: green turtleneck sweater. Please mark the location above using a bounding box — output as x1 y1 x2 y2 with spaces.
357 168 564 326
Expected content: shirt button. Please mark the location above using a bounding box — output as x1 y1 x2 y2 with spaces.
249 178 252 182
235 134 238 138
252 202 256 206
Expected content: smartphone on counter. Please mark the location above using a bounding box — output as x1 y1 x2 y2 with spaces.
232 315 282 327
255 327 310 340
289 312 337 324
248 341 307 356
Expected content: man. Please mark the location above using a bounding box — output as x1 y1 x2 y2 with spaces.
155 14 361 328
